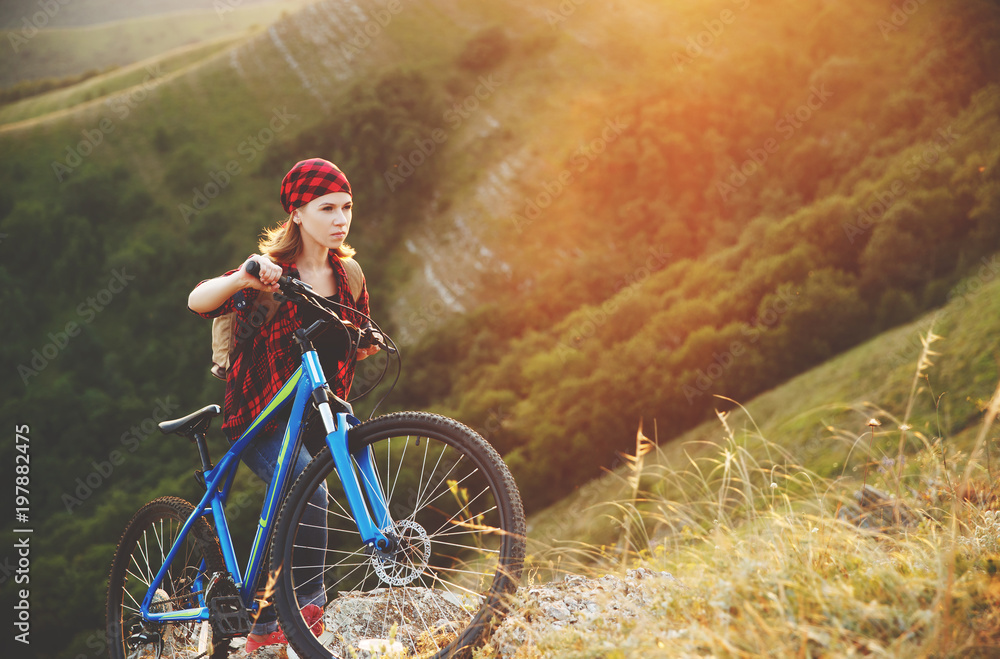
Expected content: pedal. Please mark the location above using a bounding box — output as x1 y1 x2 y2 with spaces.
205 572 253 636
210 596 252 635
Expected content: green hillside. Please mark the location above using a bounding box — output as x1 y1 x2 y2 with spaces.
517 275 1000 656
0 36 241 125
0 0 998 656
0 0 311 87
528 269 1000 553
0 0 289 29
397 0 1000 510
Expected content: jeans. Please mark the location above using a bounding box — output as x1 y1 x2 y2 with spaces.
237 422 327 634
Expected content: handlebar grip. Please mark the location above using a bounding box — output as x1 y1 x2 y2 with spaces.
247 259 302 291
245 259 261 279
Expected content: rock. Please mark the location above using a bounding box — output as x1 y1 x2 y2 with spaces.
839 484 923 528
541 600 572 622
487 569 686 657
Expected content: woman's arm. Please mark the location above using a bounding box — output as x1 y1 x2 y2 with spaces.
188 254 282 314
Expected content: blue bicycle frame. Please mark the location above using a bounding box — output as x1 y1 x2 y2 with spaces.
139 345 393 624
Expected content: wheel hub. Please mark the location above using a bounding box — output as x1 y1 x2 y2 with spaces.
371 519 431 586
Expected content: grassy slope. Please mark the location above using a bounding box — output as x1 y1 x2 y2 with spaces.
0 0 283 28
510 277 1000 656
0 0 312 87
526 267 1000 553
0 36 243 125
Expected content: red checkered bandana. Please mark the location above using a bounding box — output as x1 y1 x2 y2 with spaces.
280 158 352 213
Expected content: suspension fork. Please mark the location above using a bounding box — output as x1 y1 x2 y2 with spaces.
299 336 393 550
318 404 393 551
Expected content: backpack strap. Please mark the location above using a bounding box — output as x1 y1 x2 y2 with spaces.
210 290 283 380
236 292 282 343
340 256 364 302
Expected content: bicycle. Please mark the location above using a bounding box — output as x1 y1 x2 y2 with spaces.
105 262 526 658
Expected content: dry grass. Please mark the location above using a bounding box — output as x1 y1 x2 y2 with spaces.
510 331 1000 658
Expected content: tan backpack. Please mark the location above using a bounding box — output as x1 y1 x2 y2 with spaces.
210 257 364 380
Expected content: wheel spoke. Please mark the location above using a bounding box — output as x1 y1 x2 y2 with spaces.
273 415 525 658
107 498 225 659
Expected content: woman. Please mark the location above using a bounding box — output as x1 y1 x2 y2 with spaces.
188 158 378 653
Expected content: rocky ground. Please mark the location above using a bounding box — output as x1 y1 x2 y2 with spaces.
485 568 685 658
239 569 684 658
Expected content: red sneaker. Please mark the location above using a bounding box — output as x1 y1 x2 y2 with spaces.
245 629 286 654
302 604 325 636
244 605 324 655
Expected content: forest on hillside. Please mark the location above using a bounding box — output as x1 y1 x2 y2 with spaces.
397 0 1000 508
0 0 998 657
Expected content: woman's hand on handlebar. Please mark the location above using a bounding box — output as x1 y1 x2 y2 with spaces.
240 255 281 293
356 327 383 361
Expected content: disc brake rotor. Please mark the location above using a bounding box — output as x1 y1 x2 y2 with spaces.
371 519 431 586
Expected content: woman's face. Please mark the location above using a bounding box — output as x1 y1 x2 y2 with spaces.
294 191 353 251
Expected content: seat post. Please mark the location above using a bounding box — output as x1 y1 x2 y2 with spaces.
191 431 214 473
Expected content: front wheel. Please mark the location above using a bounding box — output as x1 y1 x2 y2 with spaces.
106 496 229 659
271 412 526 658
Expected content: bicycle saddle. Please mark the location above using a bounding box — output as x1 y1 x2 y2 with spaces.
158 404 221 437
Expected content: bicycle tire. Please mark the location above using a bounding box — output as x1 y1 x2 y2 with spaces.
106 496 230 659
271 412 526 658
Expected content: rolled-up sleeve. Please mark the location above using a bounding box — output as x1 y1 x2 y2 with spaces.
189 266 259 319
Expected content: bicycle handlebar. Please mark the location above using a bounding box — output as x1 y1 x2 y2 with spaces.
243 258 395 355
245 259 307 293
243 257 401 416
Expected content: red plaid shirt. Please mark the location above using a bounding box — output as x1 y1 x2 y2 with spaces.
193 253 370 441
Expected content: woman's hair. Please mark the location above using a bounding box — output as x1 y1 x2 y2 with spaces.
258 213 356 263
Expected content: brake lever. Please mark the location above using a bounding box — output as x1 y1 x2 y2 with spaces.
359 327 396 354
245 260 311 294
278 275 312 293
